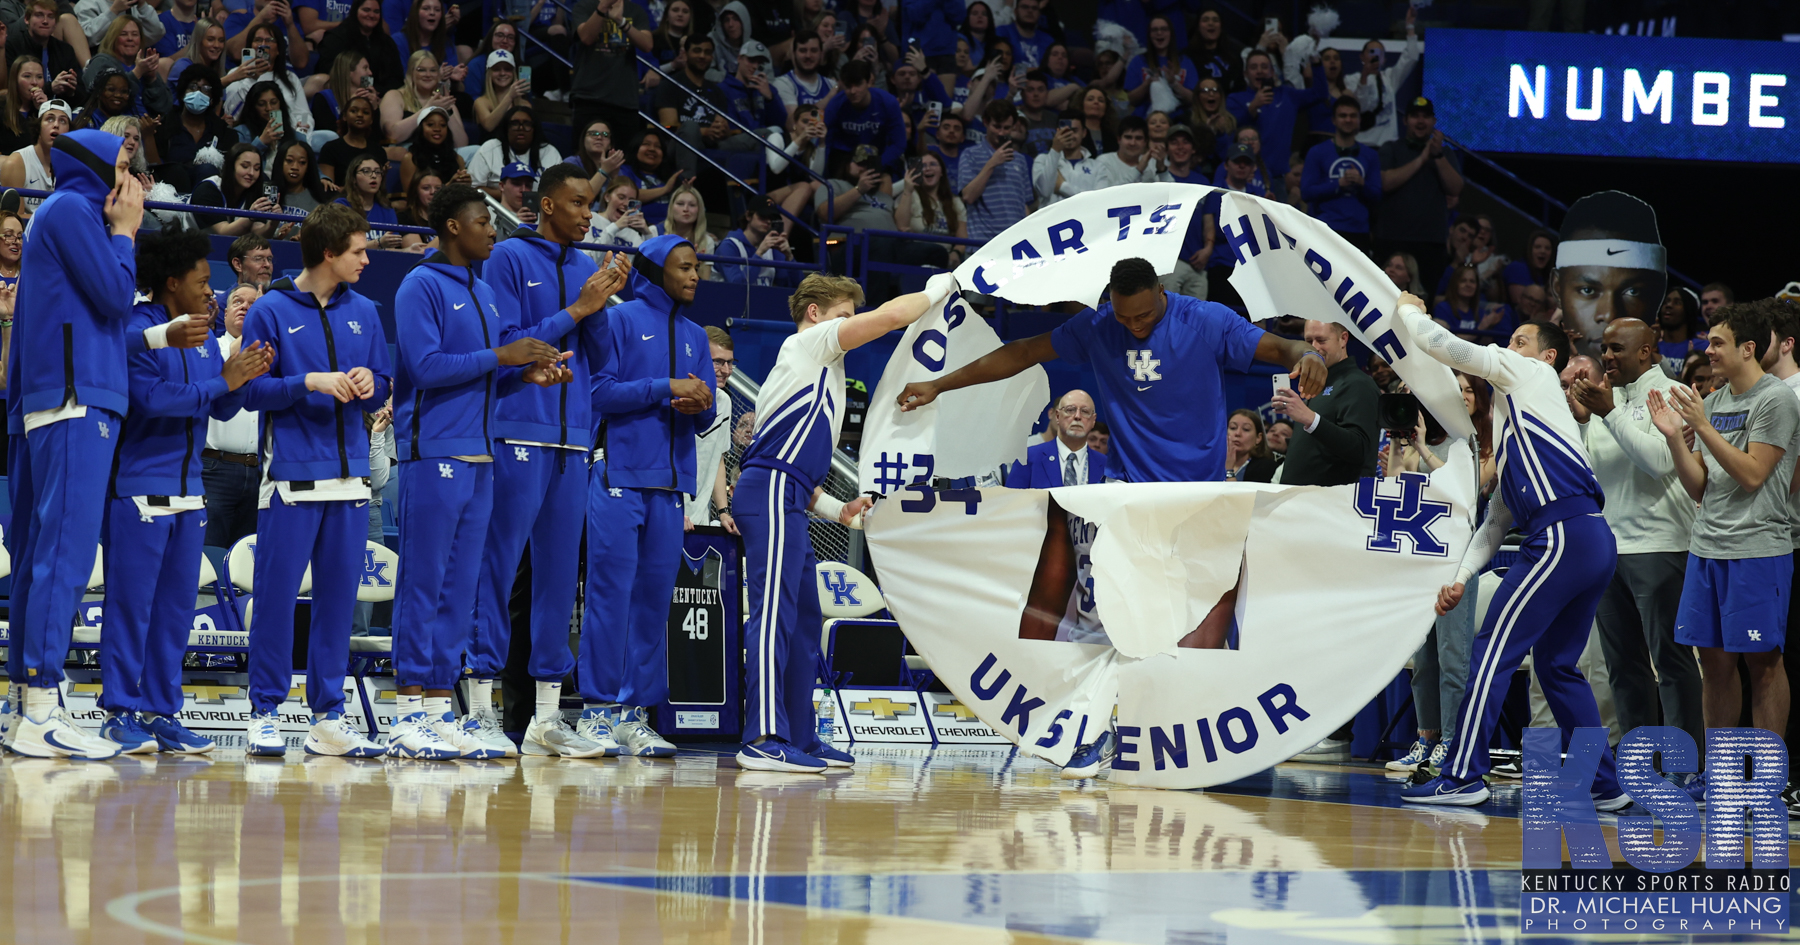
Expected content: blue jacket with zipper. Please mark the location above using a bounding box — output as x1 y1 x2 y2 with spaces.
488 226 603 449
114 303 249 498
585 233 715 495
393 252 528 460
241 278 394 482
15 129 140 418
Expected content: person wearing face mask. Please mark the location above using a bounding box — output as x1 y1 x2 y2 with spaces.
161 67 234 177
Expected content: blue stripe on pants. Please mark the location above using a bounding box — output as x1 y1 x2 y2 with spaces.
100 500 205 716
735 466 824 746
581 480 682 706
247 497 365 715
19 411 118 687
6 432 33 677
394 458 493 691
1448 512 1620 793
471 444 582 680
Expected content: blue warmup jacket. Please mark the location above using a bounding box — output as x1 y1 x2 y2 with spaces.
15 129 139 417
241 278 394 482
394 252 530 459
488 227 603 449
114 303 249 498
586 233 715 494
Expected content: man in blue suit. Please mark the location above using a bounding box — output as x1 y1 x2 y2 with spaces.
1007 390 1108 488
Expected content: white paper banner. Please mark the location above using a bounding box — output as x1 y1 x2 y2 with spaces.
858 288 1050 494
954 182 1200 309
865 448 1477 788
954 184 1472 440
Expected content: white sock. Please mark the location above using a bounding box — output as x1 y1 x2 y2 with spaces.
536 681 561 719
466 679 494 714
23 686 56 718
7 682 21 710
424 696 452 720
397 694 423 718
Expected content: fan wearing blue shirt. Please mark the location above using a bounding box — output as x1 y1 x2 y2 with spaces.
823 59 907 173
995 0 1052 69
1301 96 1382 252
896 257 1327 484
1226 48 1327 183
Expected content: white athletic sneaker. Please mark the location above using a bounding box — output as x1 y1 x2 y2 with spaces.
523 714 612 758
303 714 386 757
1 687 19 749
245 710 287 756
385 712 460 760
613 706 676 758
427 713 507 760
466 707 519 758
11 706 122 760
574 706 623 754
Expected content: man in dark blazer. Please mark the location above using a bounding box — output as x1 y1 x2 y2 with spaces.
1007 390 1110 487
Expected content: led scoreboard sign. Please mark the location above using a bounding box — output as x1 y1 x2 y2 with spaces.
1423 28 1797 163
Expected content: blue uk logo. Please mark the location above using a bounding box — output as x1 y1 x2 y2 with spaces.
821 571 861 608
361 548 392 588
1353 473 1451 556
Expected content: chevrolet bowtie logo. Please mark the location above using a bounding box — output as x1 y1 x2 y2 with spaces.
182 684 242 703
931 700 978 721
851 697 917 720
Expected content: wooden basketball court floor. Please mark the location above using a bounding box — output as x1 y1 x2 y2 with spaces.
2 745 1795 945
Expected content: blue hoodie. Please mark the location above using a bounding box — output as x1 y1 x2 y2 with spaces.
15 129 140 418
585 234 715 494
241 278 394 482
115 303 250 498
393 252 530 460
900 0 964 58
487 226 603 449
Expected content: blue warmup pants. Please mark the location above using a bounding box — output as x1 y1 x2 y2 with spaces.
18 411 119 688
736 466 825 747
247 497 365 715
581 479 682 706
471 445 583 681
1446 512 1620 793
393 459 492 691
6 432 33 678
100 500 205 716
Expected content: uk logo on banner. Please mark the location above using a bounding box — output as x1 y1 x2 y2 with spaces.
1353 473 1451 556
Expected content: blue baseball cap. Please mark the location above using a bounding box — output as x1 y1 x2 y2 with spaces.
501 162 537 182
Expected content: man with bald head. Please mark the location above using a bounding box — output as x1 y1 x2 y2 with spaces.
1560 355 1601 390
1007 389 1110 487
1569 317 1703 753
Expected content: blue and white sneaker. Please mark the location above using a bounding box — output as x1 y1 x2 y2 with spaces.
1684 772 1707 806
12 705 121 760
1593 788 1633 813
613 706 677 758
384 712 460 760
1386 737 1437 772
427 713 507 760
1401 774 1491 806
0 685 18 749
1061 730 1117 780
575 705 620 750
143 714 216 754
807 743 855 768
100 711 159 754
736 737 826 773
245 710 287 756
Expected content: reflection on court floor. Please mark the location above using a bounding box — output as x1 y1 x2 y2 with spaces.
0 745 1790 944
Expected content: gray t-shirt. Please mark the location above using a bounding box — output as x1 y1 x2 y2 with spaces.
1691 372 1800 560
813 179 897 233
1784 372 1800 549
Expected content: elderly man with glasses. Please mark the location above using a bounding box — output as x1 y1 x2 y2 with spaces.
1007 390 1107 488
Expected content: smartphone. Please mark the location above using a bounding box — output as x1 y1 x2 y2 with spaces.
926 100 942 119
906 157 922 177
833 18 849 37
269 109 283 132
518 65 532 85
1264 16 1279 33
861 35 877 50
255 47 269 61
1272 373 1292 397
359 74 374 87
1011 63 1026 82
1059 117 1077 130
626 199 641 212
